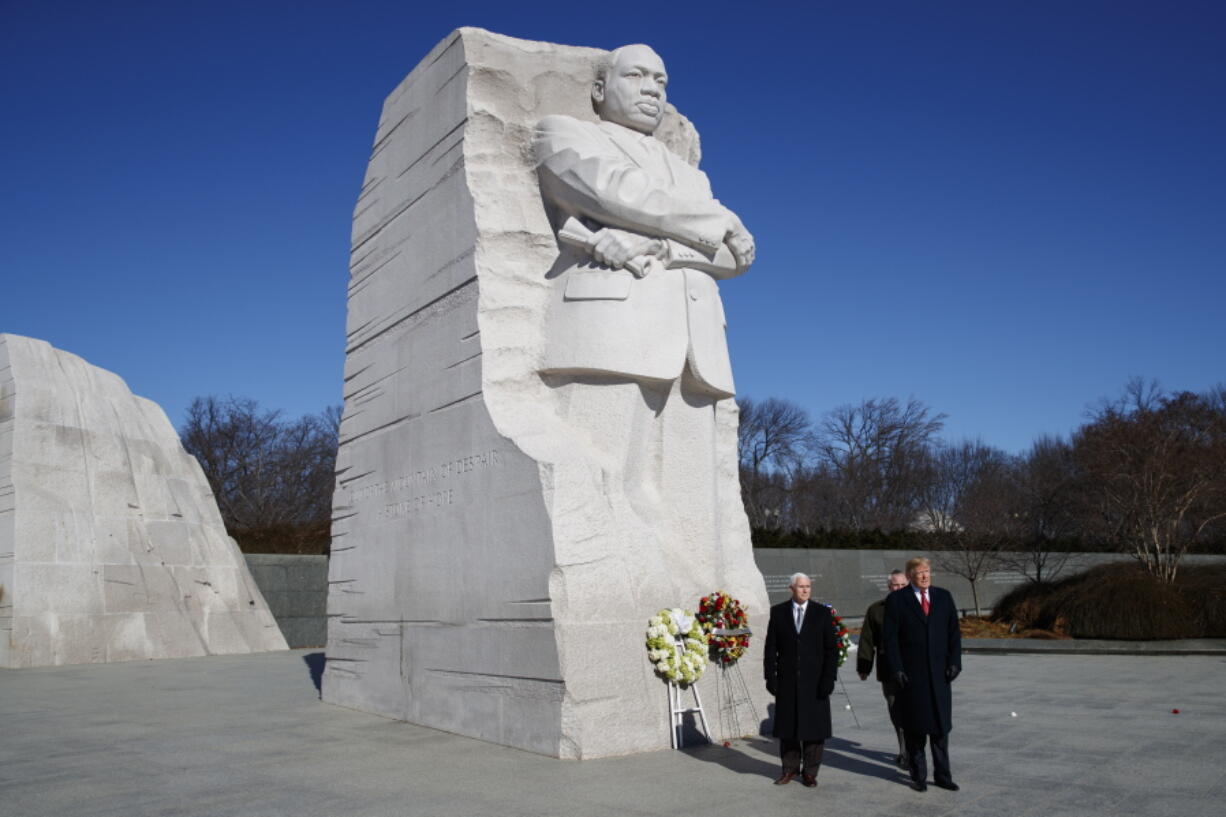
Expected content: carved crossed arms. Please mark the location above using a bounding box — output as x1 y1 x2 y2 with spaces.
534 115 753 276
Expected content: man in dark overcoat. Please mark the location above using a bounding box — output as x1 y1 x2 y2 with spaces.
764 572 838 787
857 568 910 767
884 557 962 792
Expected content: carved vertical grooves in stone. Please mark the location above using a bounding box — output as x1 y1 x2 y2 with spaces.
323 28 770 758
324 28 563 756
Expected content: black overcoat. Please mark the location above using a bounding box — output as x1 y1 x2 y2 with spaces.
763 600 838 740
883 585 962 735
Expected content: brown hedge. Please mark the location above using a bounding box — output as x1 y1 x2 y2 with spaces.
992 562 1224 639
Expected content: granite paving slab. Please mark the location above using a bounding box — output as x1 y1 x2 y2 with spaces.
2 648 1222 817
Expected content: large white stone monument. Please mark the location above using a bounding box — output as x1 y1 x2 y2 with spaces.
323 28 770 758
0 334 287 667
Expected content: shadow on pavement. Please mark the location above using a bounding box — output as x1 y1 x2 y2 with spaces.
303 652 326 698
683 735 903 785
683 737 780 780
823 737 907 782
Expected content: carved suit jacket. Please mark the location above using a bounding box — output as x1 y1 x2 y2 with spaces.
533 114 743 397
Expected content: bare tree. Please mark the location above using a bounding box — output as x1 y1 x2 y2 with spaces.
1074 385 1226 582
180 396 339 553
736 396 812 529
1096 375 1164 415
996 435 1078 583
926 440 1018 616
787 462 844 535
812 397 946 531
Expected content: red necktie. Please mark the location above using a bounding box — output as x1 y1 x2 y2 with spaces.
921 589 930 616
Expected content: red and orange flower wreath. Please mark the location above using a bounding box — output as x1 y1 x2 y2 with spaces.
696 590 750 665
826 604 851 667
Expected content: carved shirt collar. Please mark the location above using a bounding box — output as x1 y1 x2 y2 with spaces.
597 118 656 143
598 119 674 183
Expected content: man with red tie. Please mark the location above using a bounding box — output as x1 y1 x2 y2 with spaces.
883 557 962 792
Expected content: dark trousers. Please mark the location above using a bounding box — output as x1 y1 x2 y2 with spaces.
904 730 951 784
780 739 825 774
882 682 906 756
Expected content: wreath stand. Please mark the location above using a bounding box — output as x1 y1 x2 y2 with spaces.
710 627 761 741
667 634 711 749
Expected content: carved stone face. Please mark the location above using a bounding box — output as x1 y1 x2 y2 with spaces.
594 45 668 135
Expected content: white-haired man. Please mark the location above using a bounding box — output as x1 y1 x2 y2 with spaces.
764 572 838 788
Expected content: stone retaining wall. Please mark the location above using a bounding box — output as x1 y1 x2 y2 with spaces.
243 550 1226 648
243 555 328 648
755 549 1226 620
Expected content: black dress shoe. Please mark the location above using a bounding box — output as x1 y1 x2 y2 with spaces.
774 772 797 785
911 780 928 792
801 773 817 788
934 780 960 791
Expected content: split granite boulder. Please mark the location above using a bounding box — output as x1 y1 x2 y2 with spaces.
0 334 287 667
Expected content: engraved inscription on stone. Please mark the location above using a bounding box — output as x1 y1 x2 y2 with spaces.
348 449 503 520
376 489 455 520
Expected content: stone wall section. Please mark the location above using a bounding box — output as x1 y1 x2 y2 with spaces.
0 334 287 667
324 29 771 757
244 554 327 647
756 548 1226 618
323 30 563 755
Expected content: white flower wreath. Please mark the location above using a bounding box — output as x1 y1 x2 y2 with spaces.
645 607 709 686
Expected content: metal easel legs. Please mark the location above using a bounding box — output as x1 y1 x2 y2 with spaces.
668 680 711 749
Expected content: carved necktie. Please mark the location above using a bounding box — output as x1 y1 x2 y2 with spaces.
921 589 930 616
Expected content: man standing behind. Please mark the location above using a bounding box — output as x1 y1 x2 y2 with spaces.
764 573 838 788
884 557 962 792
857 569 910 768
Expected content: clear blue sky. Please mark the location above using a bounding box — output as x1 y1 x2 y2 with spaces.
3 1 1223 454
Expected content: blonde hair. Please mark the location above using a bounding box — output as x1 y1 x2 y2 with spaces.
904 557 931 577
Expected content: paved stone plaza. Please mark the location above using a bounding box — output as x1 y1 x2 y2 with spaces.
3 648 1222 816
